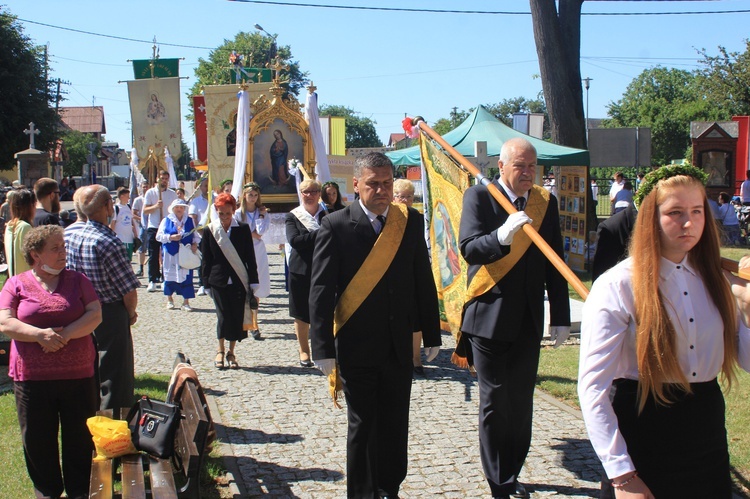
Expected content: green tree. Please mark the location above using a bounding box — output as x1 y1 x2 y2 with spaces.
431 98 548 137
188 31 308 127
318 105 381 148
605 67 723 166
698 40 750 117
0 8 60 168
61 130 101 177
432 107 470 136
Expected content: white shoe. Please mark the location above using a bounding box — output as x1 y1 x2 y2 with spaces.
147 282 156 292
181 304 192 312
166 301 175 310
197 286 206 296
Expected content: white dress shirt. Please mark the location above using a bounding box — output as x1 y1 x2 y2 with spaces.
358 200 390 234
578 256 750 478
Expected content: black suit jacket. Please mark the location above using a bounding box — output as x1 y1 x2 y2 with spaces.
591 203 637 282
285 210 326 276
309 201 440 367
200 222 259 290
459 182 570 342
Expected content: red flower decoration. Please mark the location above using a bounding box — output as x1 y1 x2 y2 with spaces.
402 117 419 139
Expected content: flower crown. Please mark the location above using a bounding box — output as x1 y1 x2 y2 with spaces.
243 182 261 191
633 164 708 209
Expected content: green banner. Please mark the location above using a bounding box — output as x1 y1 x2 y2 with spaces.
132 59 180 79
229 67 272 84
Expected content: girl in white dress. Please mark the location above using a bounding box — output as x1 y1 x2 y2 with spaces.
234 183 270 339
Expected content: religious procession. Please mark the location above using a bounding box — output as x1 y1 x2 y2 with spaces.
4 3 750 499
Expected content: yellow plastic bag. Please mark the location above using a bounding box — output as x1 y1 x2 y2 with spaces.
86 416 137 461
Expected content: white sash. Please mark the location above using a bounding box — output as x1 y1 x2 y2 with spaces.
291 205 321 232
210 220 253 329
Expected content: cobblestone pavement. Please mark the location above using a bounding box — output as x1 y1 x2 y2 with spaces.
131 247 602 498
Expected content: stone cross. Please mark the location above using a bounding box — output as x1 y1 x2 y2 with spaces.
24 122 41 150
467 141 493 176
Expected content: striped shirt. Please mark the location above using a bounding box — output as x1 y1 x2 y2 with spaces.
65 220 140 304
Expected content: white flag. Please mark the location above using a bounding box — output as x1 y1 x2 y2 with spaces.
305 91 331 182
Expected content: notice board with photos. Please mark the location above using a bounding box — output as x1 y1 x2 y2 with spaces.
557 166 588 271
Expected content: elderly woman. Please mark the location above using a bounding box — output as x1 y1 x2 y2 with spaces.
156 199 200 311
234 182 270 340
322 181 346 212
201 193 259 369
393 179 426 375
0 225 102 499
286 179 327 367
4 189 35 277
579 166 750 497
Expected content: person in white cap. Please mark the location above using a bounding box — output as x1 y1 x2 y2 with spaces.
156 199 200 311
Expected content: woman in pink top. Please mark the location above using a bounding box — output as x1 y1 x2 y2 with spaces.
0 225 102 499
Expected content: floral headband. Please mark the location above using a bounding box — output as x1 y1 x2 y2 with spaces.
243 182 261 191
633 164 708 209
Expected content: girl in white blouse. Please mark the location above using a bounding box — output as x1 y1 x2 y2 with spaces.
579 166 750 498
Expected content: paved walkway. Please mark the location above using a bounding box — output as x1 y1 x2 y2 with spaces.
131 247 602 498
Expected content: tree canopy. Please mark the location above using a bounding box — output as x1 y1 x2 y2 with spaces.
697 40 750 117
605 66 726 166
188 31 308 127
60 130 100 177
431 97 549 138
318 104 381 148
0 8 60 168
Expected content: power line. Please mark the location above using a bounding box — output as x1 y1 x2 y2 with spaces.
227 0 750 16
13 17 214 50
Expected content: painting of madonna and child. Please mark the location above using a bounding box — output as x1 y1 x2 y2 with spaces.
252 118 304 194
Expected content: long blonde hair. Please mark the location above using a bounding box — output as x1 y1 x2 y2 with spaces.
630 175 738 412
238 183 264 220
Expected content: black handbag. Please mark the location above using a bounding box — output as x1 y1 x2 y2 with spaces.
127 396 181 458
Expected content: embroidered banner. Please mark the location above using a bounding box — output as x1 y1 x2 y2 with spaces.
420 136 471 337
132 58 180 79
127 77 182 180
203 83 268 189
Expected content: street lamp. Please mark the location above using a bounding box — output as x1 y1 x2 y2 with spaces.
254 24 278 65
582 77 592 141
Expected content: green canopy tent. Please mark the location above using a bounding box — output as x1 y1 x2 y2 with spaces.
386 105 590 167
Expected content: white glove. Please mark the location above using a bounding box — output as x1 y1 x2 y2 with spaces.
496 211 532 246
549 326 571 349
315 358 336 376
424 346 440 362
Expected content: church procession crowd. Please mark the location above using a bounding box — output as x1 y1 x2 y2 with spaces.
3 140 750 499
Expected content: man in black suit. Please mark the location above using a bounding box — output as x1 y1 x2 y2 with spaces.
591 203 637 282
309 152 441 499
459 138 570 499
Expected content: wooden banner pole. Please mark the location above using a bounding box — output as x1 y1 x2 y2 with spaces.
412 117 590 300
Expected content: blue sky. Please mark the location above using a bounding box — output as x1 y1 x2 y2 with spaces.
7 0 750 155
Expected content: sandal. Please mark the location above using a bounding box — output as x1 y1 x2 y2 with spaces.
226 351 238 369
214 351 224 368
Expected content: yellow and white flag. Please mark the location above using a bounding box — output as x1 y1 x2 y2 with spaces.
419 136 471 338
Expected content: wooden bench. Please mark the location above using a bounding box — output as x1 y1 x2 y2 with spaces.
89 356 212 499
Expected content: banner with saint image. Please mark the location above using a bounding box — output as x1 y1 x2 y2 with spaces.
127 77 182 178
419 136 471 337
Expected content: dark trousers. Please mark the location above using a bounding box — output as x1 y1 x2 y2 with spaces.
96 301 135 410
468 322 541 496
146 227 161 283
339 355 413 498
15 377 98 498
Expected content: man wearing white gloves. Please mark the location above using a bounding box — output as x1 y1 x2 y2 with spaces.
458 138 570 499
309 153 441 499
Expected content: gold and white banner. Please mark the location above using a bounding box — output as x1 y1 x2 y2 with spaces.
128 78 182 174
203 83 269 190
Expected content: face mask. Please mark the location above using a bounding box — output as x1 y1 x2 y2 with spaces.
41 264 63 276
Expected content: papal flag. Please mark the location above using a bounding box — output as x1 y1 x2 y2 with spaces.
127 77 181 180
419 136 470 341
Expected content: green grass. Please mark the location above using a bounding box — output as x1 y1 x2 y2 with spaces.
538 345 750 493
0 374 228 498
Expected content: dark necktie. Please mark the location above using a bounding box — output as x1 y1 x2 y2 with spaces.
514 197 526 211
376 215 386 234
